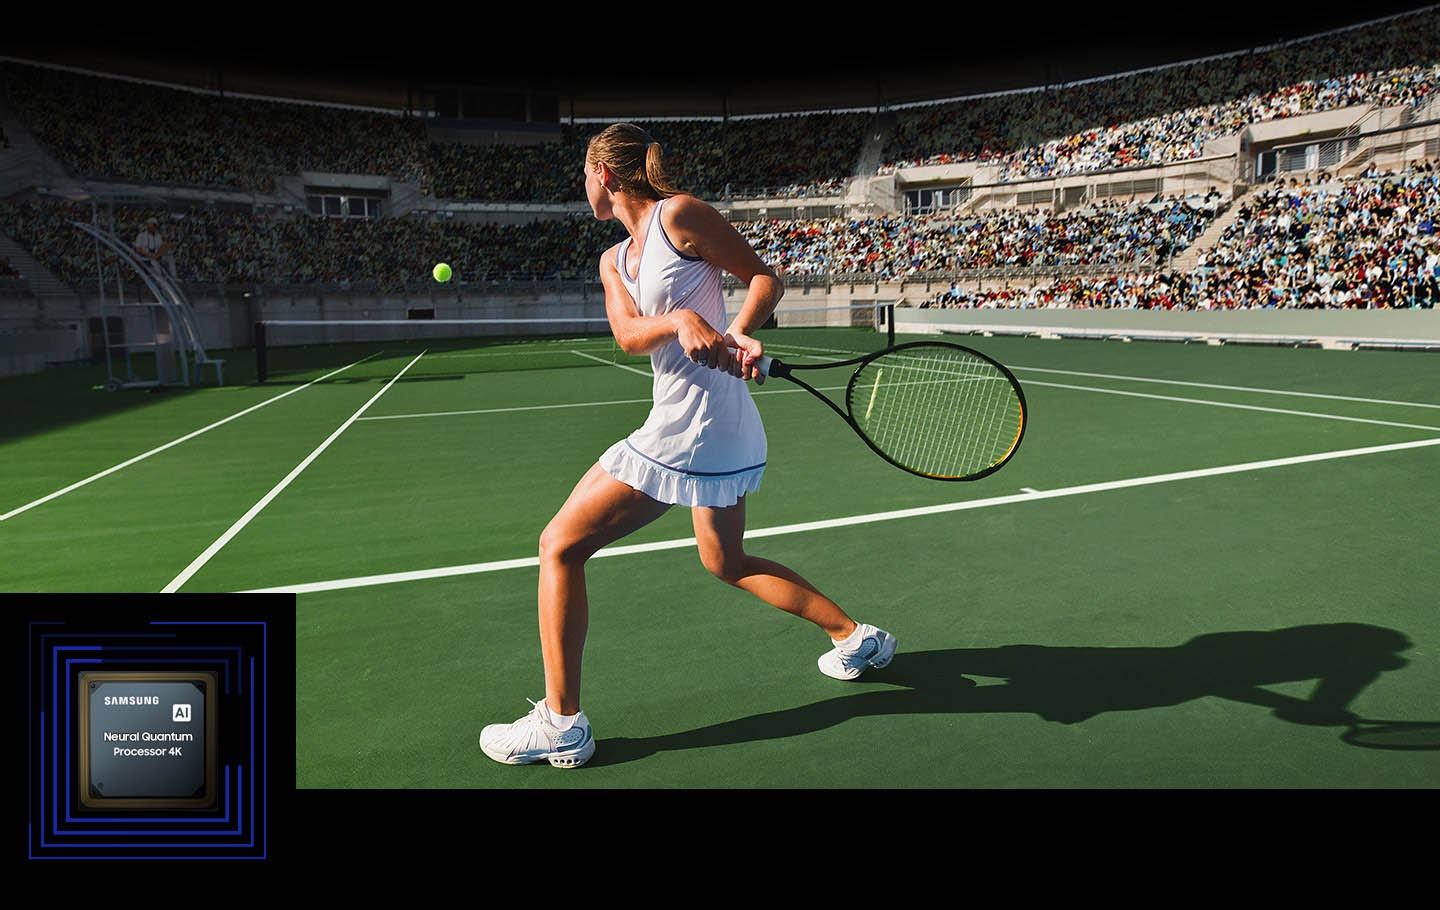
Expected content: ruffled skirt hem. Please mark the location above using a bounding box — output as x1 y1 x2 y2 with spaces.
599 440 764 508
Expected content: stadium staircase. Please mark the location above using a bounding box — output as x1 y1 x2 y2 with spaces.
1166 187 1250 272
0 232 75 297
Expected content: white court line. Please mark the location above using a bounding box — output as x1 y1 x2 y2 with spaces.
237 435 1440 595
356 376 1440 433
0 361 365 522
360 348 655 421
569 349 653 376
163 353 425 593
1029 380 1440 432
359 397 653 421
357 387 816 421
1013 364 1440 410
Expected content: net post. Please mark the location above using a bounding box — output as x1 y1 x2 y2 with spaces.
884 303 895 346
254 321 268 383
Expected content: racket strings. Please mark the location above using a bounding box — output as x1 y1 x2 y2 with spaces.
851 347 1023 478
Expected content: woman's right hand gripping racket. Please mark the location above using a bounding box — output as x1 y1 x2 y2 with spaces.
751 341 1027 481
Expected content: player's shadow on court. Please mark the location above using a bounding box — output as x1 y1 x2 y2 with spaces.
593 622 1417 765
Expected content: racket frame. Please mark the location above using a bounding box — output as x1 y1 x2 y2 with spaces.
759 340 1028 481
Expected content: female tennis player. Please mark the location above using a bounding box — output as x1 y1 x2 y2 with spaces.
479 122 897 768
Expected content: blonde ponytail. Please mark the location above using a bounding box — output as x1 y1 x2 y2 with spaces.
588 123 681 199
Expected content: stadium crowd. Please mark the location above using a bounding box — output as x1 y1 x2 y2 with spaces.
3 10 1436 202
0 197 624 289
917 162 1440 309
739 192 1226 278
0 7 1437 307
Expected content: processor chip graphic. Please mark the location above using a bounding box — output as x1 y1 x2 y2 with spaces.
78 671 218 809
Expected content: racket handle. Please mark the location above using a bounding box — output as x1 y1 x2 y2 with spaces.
723 346 773 382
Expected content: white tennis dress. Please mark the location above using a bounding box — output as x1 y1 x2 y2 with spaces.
598 198 767 507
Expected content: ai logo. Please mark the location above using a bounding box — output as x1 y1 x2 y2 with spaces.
172 703 192 722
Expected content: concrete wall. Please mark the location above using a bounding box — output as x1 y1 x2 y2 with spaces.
5 280 1438 380
893 304 1440 349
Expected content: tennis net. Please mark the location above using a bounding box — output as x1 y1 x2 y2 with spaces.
254 316 628 383
253 304 893 383
755 303 895 361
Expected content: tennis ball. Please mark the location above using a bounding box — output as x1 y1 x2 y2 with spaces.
433 262 452 283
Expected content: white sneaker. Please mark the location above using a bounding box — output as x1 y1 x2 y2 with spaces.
479 698 596 768
818 624 897 680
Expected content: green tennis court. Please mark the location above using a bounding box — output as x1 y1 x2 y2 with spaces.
4 320 1438 789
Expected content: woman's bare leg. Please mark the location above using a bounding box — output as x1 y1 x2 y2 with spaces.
537 464 671 715
691 496 857 640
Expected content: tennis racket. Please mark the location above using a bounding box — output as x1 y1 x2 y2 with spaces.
751 340 1027 481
